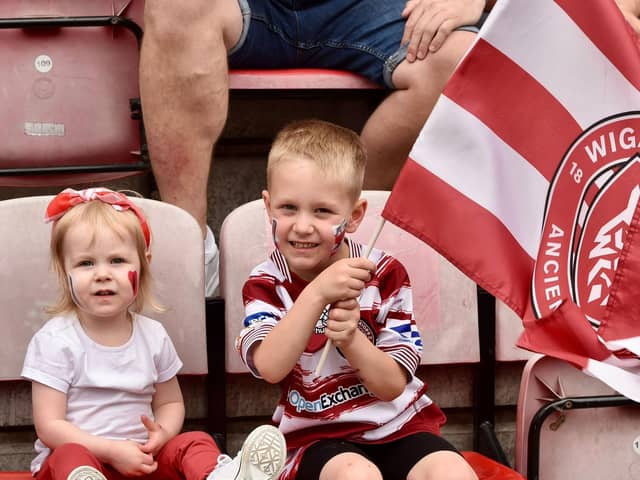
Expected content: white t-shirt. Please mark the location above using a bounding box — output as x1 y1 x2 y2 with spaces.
22 312 183 474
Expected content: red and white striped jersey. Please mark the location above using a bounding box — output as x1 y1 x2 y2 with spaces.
236 238 446 453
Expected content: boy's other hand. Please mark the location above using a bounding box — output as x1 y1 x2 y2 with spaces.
312 257 375 305
326 298 361 348
108 439 158 476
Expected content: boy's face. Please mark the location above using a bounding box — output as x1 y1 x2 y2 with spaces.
263 158 365 281
62 220 141 325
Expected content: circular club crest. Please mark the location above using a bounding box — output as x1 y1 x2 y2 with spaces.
531 112 640 325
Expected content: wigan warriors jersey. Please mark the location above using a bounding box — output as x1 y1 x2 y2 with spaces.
237 238 446 451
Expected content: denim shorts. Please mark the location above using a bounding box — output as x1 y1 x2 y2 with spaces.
228 0 483 89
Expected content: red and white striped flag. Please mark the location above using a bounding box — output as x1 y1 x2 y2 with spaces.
382 0 640 400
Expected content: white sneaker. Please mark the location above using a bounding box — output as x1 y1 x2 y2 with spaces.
204 225 220 297
67 466 106 480
208 425 286 480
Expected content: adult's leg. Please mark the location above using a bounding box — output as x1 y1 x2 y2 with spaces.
362 30 476 190
139 0 243 235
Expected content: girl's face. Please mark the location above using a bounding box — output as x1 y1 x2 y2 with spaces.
62 220 142 324
263 159 364 281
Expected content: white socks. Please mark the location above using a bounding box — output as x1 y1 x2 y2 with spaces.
204 226 220 297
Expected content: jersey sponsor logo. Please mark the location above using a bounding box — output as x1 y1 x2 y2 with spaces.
288 384 371 413
244 311 277 328
531 112 640 327
314 306 330 334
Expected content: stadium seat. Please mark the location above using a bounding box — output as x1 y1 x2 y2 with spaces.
514 354 638 480
0 195 211 476
0 1 147 186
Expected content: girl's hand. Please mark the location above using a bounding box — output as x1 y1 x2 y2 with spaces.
108 439 158 476
140 415 170 457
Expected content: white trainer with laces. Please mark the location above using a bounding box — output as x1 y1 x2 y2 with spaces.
208 425 286 480
66 466 107 480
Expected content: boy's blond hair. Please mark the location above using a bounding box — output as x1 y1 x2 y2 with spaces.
48 200 159 315
267 119 367 200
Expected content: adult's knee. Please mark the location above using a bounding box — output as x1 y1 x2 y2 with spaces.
393 30 476 91
144 0 236 49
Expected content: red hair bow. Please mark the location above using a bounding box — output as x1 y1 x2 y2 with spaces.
45 188 151 249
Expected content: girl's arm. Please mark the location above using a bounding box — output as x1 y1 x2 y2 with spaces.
142 376 185 455
32 381 157 476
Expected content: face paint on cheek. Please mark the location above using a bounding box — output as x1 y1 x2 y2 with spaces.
128 270 138 297
68 274 83 308
330 219 348 255
271 218 279 246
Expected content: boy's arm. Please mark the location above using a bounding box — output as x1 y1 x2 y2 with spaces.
252 257 375 383
143 376 185 455
32 382 157 475
252 285 328 383
326 300 409 401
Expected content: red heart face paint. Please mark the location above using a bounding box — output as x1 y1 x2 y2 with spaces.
128 270 138 297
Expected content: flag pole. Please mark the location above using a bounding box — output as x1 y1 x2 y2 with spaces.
314 216 387 376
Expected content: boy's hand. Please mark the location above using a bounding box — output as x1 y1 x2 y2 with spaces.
108 439 158 476
140 415 169 457
325 298 361 349
311 258 374 305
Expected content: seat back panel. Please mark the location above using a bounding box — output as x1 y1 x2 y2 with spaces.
0 196 207 380
515 355 639 478
220 191 479 373
0 1 145 186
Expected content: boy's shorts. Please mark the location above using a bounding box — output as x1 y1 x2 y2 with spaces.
228 0 483 89
295 432 461 480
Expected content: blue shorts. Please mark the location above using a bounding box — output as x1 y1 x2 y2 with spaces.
228 0 483 88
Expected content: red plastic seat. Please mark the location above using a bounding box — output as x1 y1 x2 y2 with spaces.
229 68 381 90
0 0 146 186
0 472 33 480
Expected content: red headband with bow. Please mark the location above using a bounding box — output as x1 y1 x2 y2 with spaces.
45 188 151 250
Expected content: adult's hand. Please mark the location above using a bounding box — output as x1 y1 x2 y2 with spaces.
402 0 486 61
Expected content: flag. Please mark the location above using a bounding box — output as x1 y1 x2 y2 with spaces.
382 0 640 400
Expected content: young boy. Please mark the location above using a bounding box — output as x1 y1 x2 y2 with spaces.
236 120 478 480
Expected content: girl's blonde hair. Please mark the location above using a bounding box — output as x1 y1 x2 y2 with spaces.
47 200 161 315
267 119 367 201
